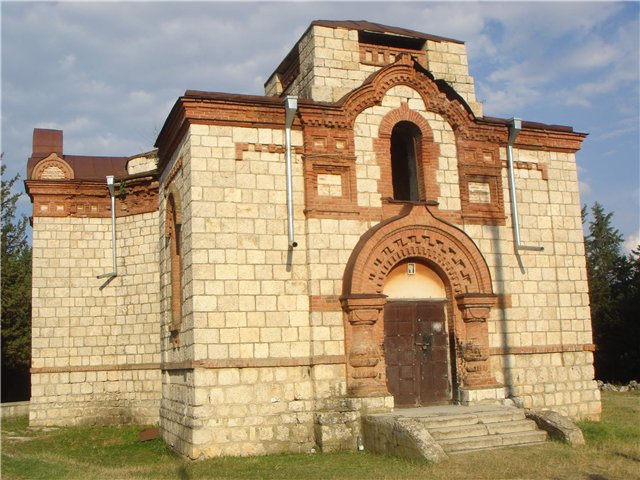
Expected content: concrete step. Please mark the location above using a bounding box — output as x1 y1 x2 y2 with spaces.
364 406 550 461
475 408 526 424
415 413 481 429
414 407 525 430
485 419 538 435
430 418 539 440
440 429 548 454
429 423 489 440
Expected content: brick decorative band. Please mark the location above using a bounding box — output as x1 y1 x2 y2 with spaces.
501 160 548 181
161 355 346 371
235 142 302 161
490 344 595 355
309 295 343 312
31 362 160 374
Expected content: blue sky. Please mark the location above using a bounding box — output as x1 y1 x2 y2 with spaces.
2 1 638 249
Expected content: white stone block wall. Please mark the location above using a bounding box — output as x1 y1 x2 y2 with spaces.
464 147 599 419
159 134 196 446
159 124 356 456
265 25 483 117
30 213 161 426
187 125 309 362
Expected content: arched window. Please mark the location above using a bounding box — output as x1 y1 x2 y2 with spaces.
166 193 182 348
390 121 422 201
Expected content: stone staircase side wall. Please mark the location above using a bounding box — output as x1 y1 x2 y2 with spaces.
362 415 448 463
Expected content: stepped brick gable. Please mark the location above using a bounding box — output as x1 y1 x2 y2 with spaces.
26 20 600 458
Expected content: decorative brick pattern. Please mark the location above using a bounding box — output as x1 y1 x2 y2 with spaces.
359 43 426 67
26 176 158 218
32 153 74 180
341 204 497 395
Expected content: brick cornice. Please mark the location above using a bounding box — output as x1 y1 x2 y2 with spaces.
26 175 159 218
156 57 586 178
477 117 587 153
515 128 587 153
157 94 308 173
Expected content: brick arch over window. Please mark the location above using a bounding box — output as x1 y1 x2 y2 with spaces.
340 53 475 135
165 187 183 348
340 204 498 397
375 103 440 202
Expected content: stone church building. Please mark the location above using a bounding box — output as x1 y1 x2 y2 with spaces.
26 20 600 458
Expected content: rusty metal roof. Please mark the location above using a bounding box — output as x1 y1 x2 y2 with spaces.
310 20 464 44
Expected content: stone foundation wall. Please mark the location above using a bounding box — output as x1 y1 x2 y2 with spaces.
30 213 161 426
492 351 600 419
161 364 352 458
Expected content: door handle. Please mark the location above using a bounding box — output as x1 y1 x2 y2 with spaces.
416 334 432 354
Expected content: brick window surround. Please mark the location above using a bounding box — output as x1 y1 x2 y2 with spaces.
374 103 441 203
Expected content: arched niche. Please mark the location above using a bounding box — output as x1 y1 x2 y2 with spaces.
383 259 446 300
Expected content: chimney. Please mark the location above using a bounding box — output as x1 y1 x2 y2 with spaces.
32 129 63 158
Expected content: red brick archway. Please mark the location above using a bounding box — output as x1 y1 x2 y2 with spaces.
341 204 498 398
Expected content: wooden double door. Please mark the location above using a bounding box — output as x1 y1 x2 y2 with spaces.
384 301 451 406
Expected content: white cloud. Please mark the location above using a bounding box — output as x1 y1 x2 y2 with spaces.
579 180 592 197
562 38 618 71
623 230 640 253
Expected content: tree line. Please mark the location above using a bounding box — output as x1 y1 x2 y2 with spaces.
0 165 637 402
1 163 32 401
583 203 639 382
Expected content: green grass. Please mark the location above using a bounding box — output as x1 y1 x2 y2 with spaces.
2 391 639 480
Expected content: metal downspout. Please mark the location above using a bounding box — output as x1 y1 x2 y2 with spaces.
97 175 117 280
284 96 298 248
507 118 544 255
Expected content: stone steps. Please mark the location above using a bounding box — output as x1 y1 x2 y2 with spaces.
415 408 524 429
441 430 548 454
423 408 548 454
362 404 549 461
429 419 538 440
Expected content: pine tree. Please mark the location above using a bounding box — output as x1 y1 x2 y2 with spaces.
1 162 32 400
584 202 638 381
609 247 640 381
